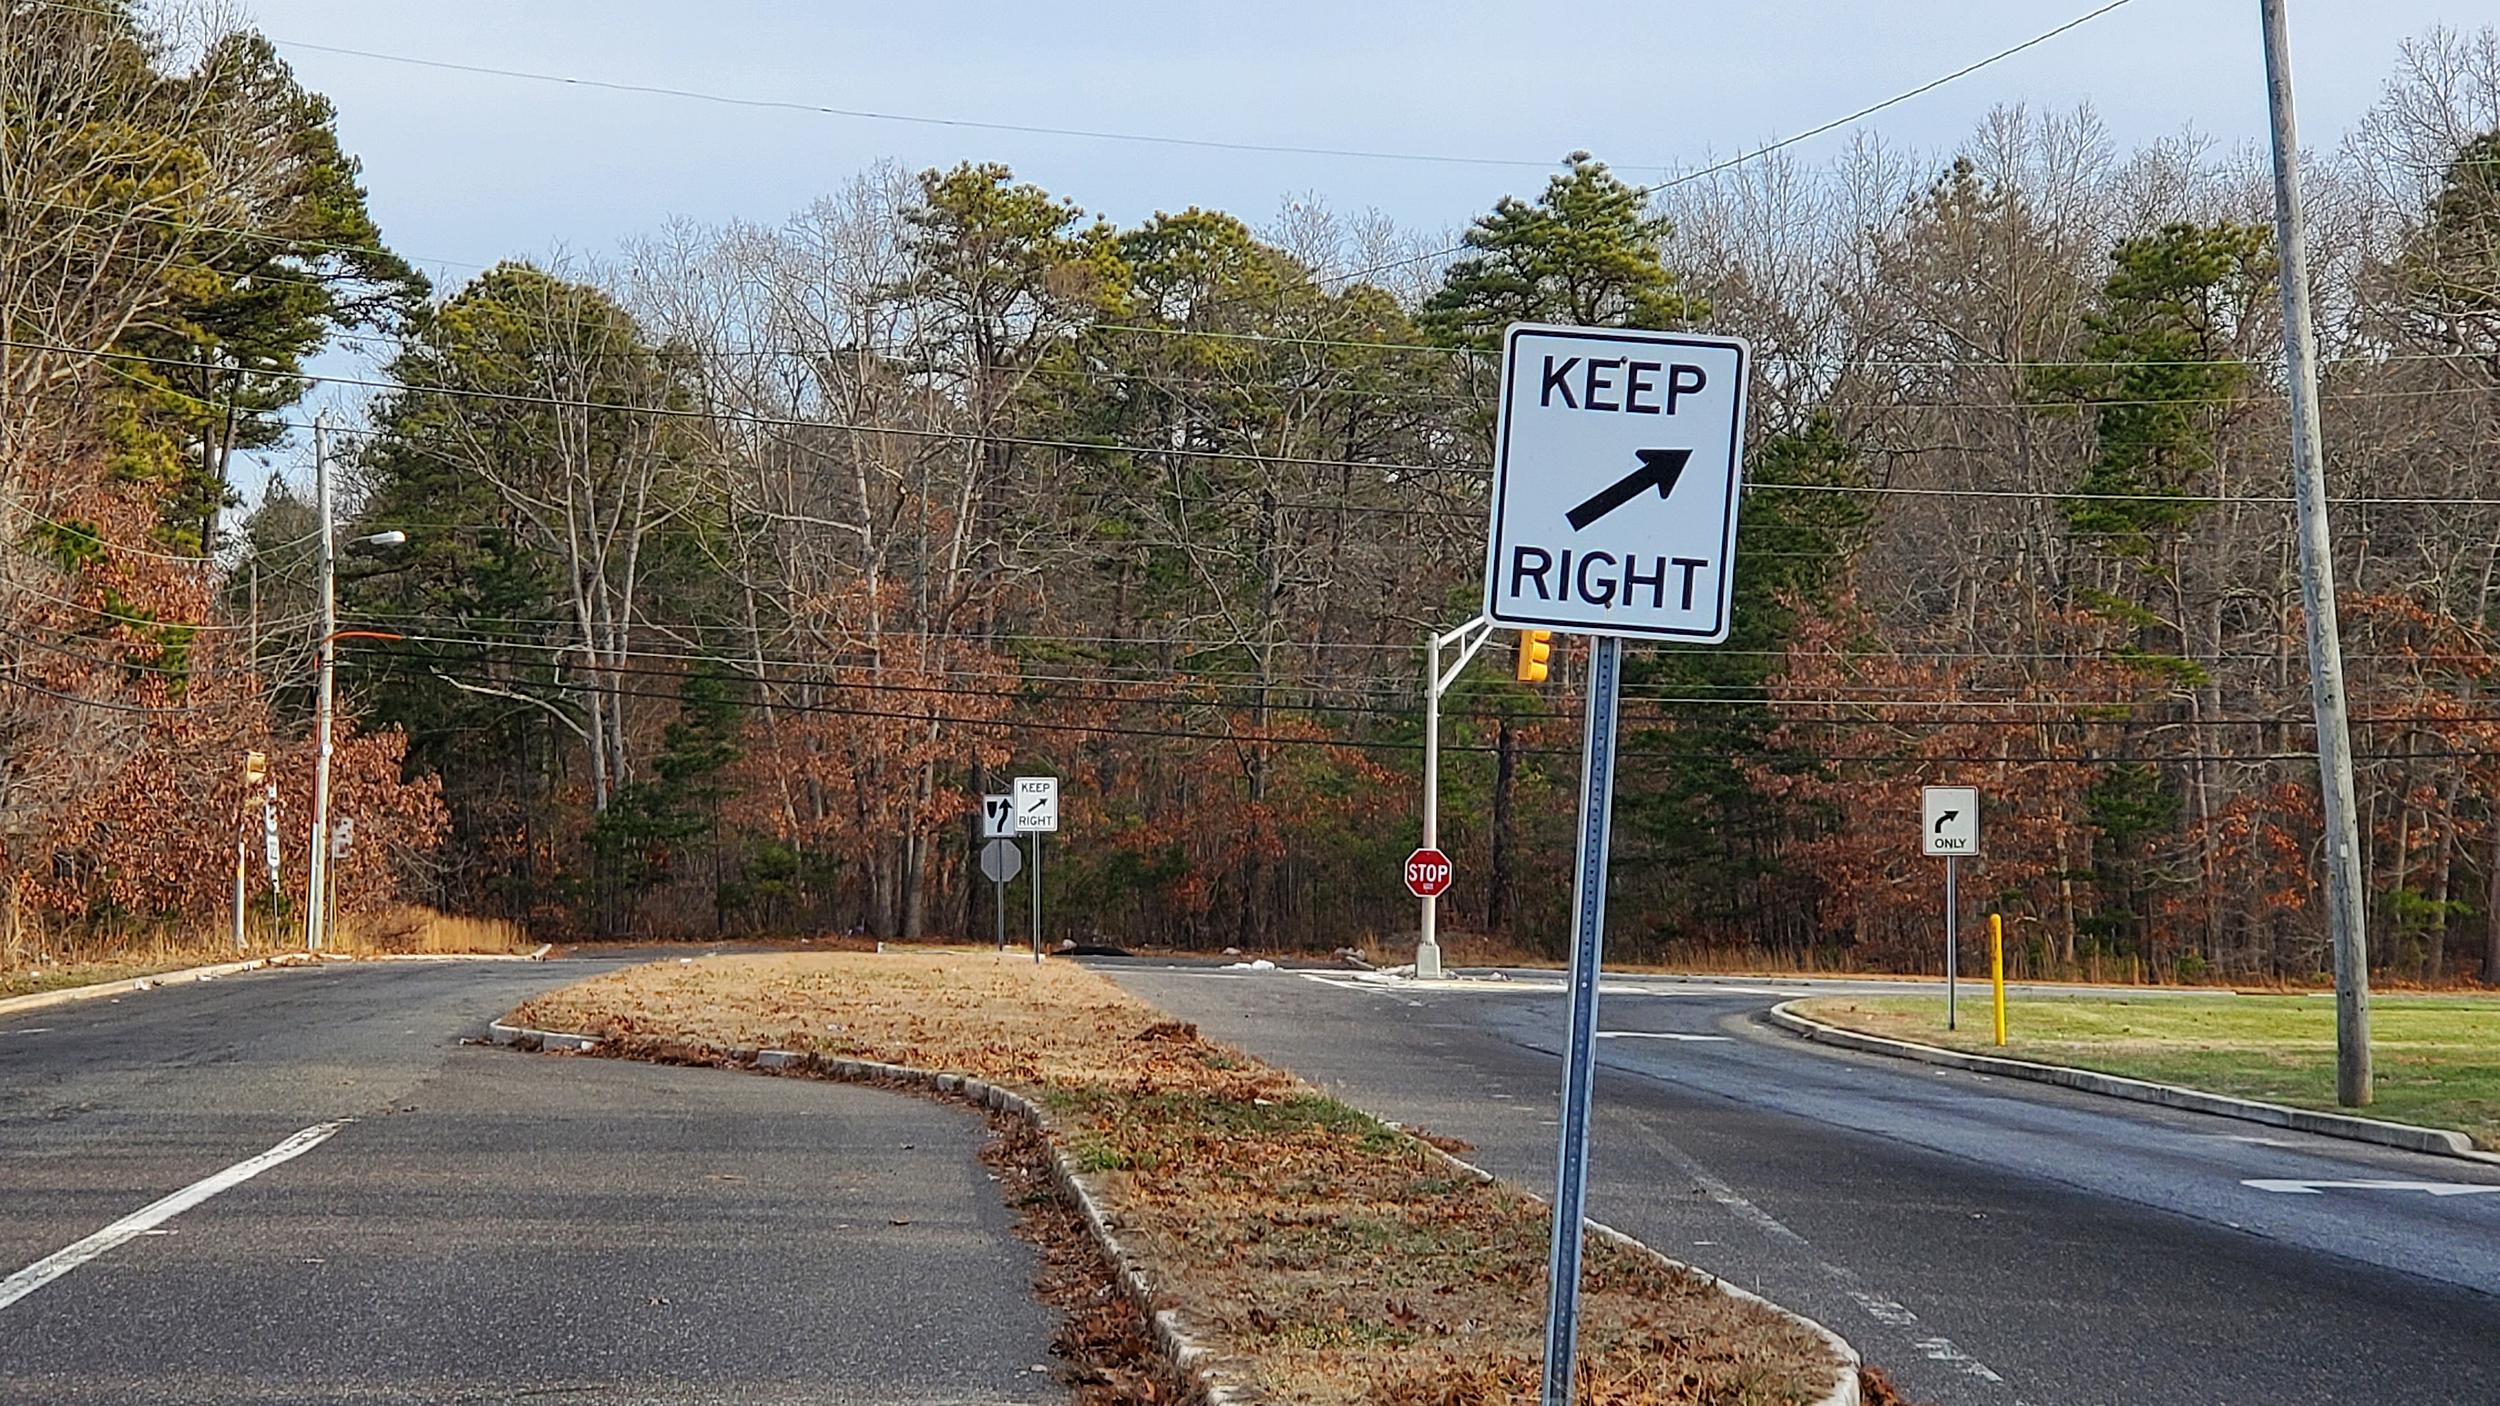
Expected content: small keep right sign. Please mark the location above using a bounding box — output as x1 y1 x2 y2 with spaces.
1922 786 1979 857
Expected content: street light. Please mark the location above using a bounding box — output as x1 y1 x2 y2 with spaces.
305 420 406 952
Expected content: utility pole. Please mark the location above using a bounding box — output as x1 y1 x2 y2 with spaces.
307 420 336 952
2261 0 2371 1106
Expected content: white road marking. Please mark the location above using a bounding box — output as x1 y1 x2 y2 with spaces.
1624 1122 2016 1390
2242 1178 2500 1198
0 1120 348 1313
1595 1031 1732 1042
1296 972 1801 999
1297 974 1392 993
0 1028 52 1036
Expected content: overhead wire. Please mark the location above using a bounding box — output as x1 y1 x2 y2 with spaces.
26 335 2500 510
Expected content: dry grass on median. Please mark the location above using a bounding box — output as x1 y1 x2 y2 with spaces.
514 952 1849 1406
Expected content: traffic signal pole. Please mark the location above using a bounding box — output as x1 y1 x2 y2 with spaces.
1419 615 1494 979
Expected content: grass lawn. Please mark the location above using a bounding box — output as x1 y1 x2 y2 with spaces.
516 952 1857 1406
1792 992 2500 1149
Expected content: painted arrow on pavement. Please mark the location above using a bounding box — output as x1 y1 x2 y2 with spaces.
1566 448 1691 530
2242 1178 2500 1197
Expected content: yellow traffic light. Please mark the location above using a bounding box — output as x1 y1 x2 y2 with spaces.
1515 629 1553 683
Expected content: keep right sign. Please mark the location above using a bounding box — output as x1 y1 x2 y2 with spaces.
1922 786 1979 857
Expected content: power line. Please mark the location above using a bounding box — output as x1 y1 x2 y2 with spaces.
30 335 2500 509
1322 0 2144 288
380 654 2500 767
339 635 2500 733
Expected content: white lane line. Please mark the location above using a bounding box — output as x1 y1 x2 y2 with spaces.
1626 1122 2015 1390
1297 973 1393 993
2243 1178 2500 1197
0 1119 348 1313
1595 1031 1732 1042
0 1028 52 1036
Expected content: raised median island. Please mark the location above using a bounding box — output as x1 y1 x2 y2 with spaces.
1790 992 2500 1151
512 951 1866 1405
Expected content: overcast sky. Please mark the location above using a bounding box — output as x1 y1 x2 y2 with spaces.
231 0 2481 494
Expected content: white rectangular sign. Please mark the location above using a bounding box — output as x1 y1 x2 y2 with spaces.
1013 776 1059 834
1482 323 1751 641
1923 786 1979 857
980 794 1017 840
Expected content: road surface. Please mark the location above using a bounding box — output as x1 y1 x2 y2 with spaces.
1093 961 2500 1406
0 959 1061 1406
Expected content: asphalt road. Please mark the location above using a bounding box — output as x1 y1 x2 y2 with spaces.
1093 961 2500 1406
0 960 1061 1406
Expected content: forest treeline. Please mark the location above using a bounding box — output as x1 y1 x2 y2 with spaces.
10 1 2500 981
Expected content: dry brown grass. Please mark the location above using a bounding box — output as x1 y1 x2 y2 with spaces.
0 905 533 1001
329 905 534 956
515 951 1848 1406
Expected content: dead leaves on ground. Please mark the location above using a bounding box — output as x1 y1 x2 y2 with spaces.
523 951 1847 1405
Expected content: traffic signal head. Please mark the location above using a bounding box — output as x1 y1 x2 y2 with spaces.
243 750 266 785
1515 629 1553 683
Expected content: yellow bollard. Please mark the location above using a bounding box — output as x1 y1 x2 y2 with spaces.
1989 912 2007 1047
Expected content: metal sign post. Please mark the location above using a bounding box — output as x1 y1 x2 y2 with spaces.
1946 856 1959 1031
979 837 1024 953
1481 322 1751 1406
1540 633 1623 1406
1014 777 1058 965
1922 786 1980 1033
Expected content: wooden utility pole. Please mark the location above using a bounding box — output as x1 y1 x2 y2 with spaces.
2260 0 2372 1106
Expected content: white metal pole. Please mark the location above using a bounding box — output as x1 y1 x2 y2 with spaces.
307 422 335 952
1418 632 1444 979
2260 0 2372 1106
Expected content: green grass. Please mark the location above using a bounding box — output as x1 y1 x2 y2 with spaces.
1795 992 2500 1149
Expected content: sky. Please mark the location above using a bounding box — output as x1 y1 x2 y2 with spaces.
227 0 2482 490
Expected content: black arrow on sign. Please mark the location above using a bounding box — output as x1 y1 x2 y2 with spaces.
1933 810 1960 834
1565 448 1692 530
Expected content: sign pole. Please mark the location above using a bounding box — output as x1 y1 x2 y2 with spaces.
994 870 1006 953
1945 854 1959 1032
1029 830 1043 966
1540 633 1622 1406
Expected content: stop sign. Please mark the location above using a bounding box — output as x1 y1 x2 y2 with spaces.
1404 847 1454 898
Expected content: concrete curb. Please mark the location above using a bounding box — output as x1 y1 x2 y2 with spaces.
0 954 288 1018
488 1019 1862 1406
1766 1001 2500 1165
1418 1143 1862 1406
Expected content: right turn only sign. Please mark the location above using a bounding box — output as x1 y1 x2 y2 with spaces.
1923 786 1979 856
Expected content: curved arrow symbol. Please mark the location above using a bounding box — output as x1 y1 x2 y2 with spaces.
1566 448 1690 531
